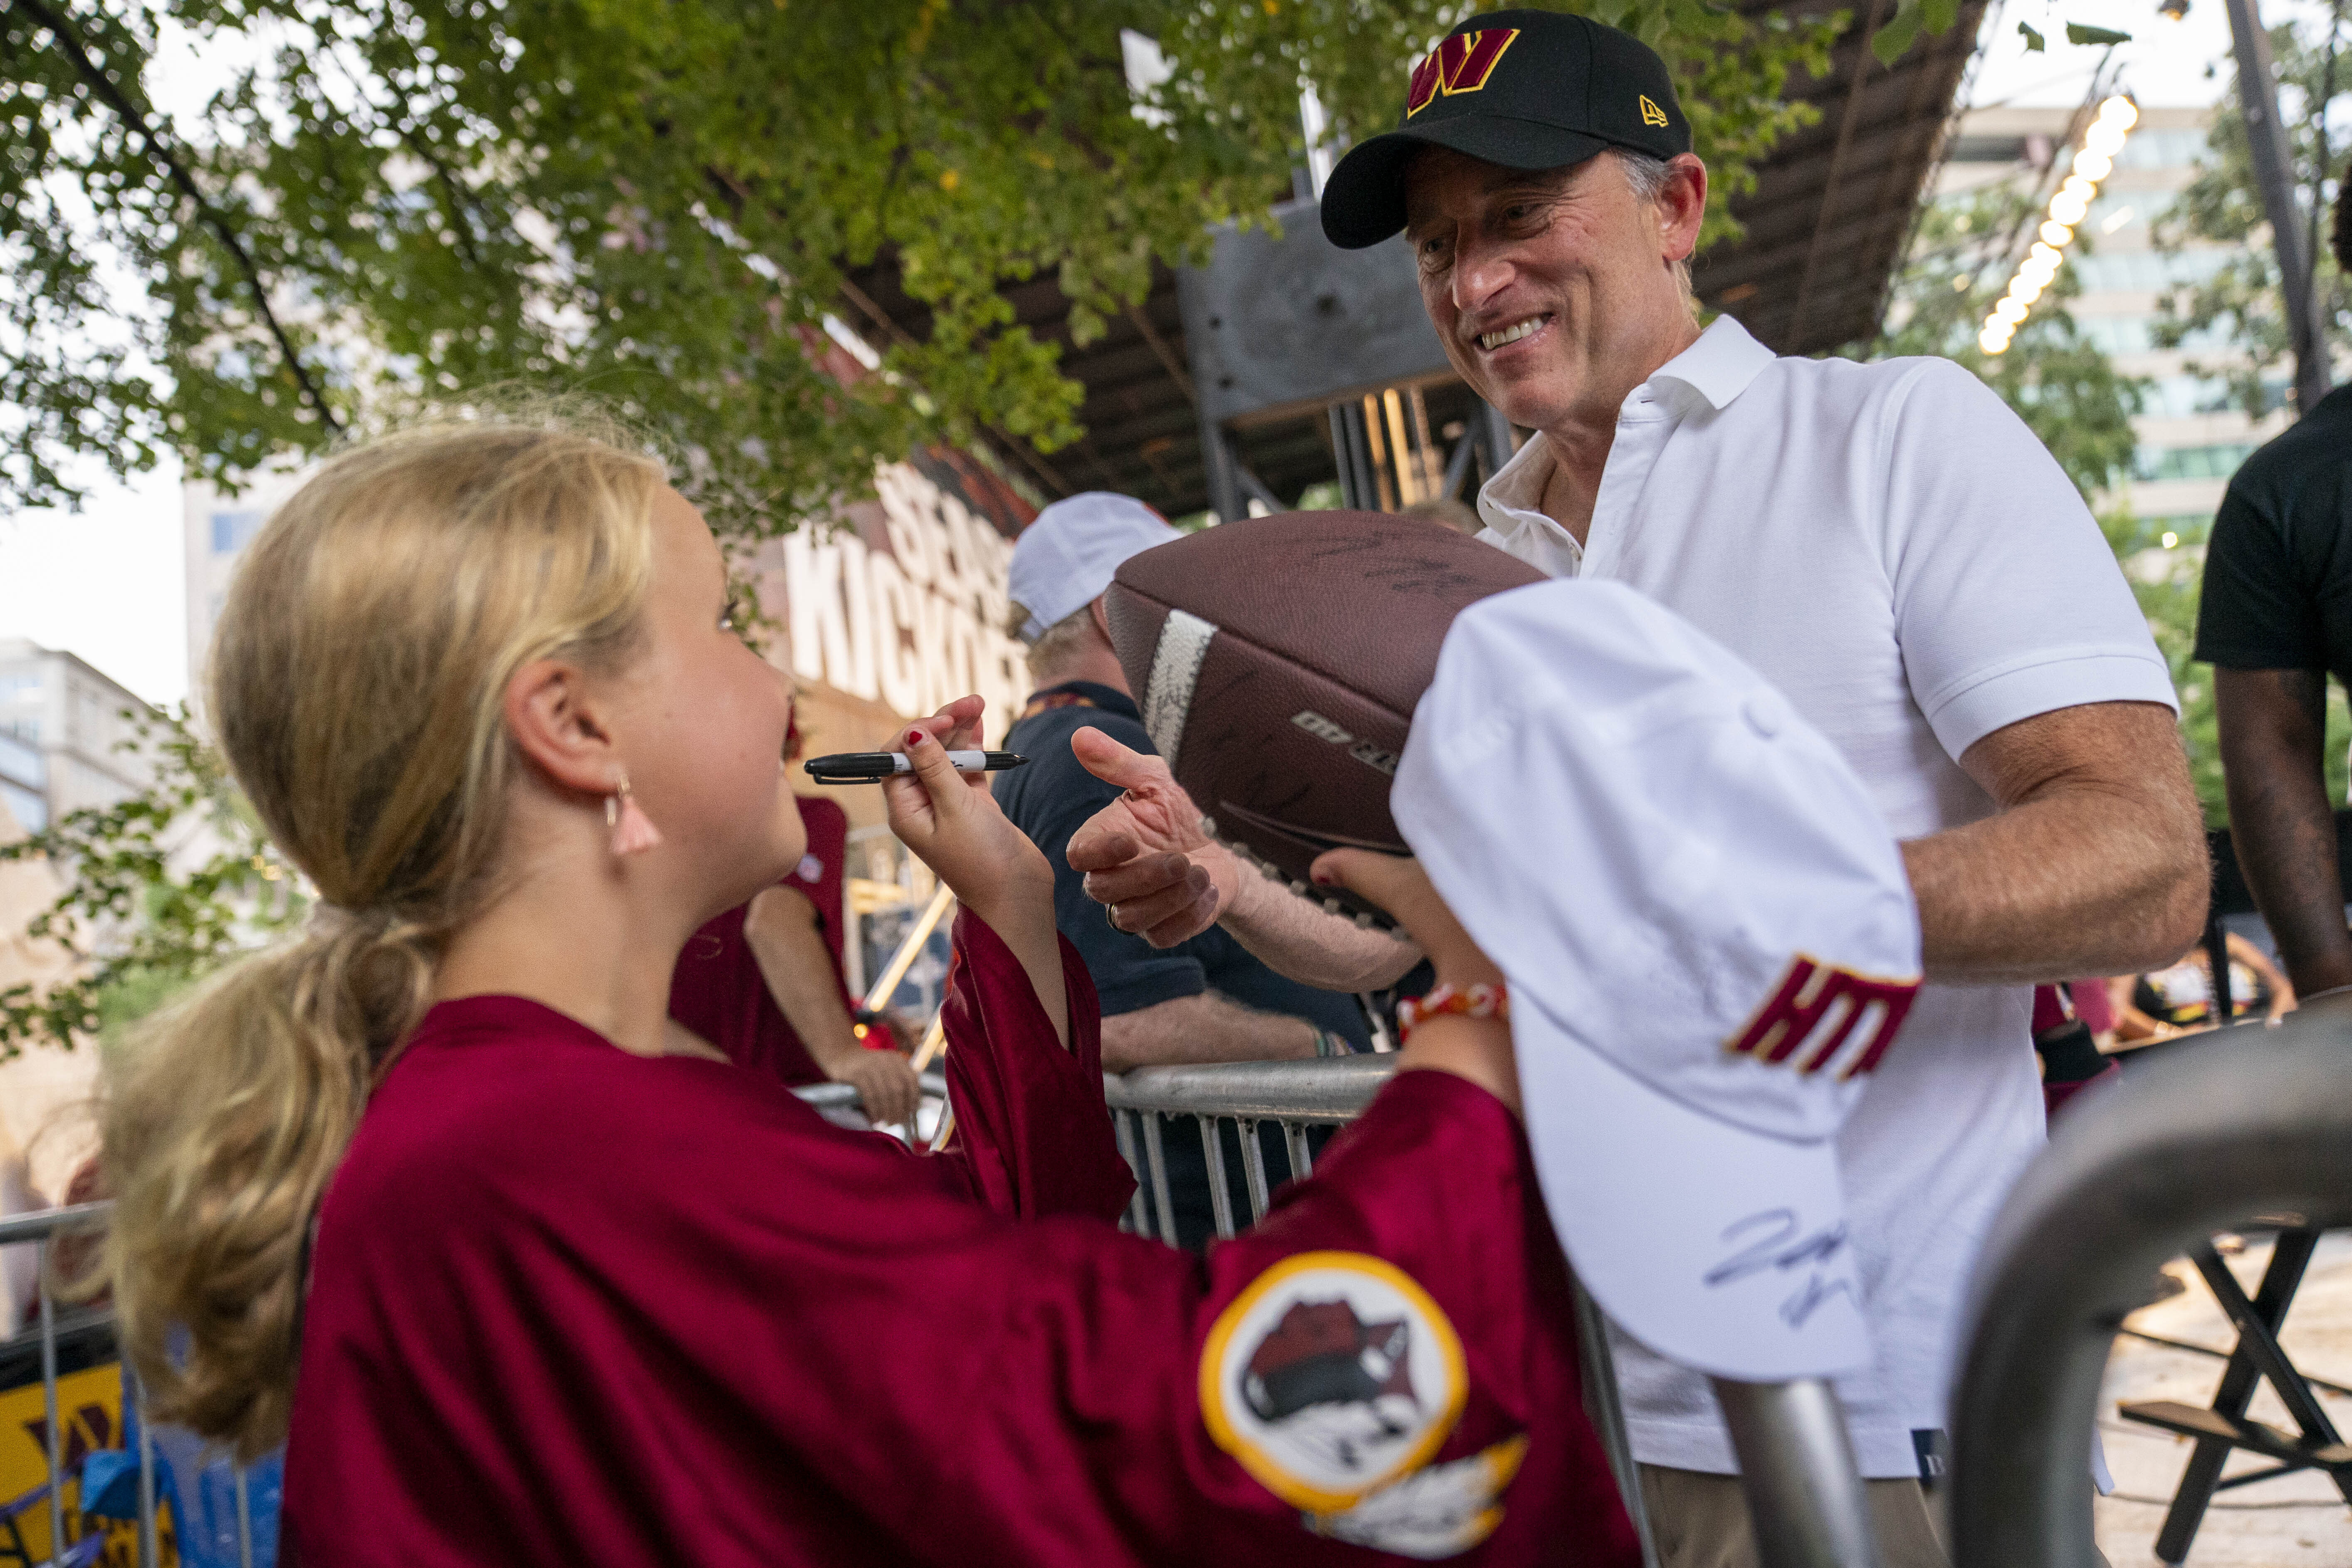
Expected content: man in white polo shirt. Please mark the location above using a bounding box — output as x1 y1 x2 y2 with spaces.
1063 10 2208 1565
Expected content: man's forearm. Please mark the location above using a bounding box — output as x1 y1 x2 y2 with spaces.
1100 990 1324 1073
1903 794 2204 982
1902 702 2208 984
2217 667 2352 997
1212 848 1425 991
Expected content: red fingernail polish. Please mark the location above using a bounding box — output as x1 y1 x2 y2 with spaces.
1311 870 1333 886
907 729 925 746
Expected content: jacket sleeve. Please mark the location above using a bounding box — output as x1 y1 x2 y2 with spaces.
933 908 1137 1223
607 1044 1636 1566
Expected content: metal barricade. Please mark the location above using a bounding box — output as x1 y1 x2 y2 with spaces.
1104 1055 1394 1242
1950 1008 2352 1568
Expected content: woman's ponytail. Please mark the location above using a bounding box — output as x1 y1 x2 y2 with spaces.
103 911 435 1457
96 416 661 1458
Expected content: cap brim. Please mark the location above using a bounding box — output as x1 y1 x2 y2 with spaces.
1514 994 1875 1381
1320 117 1614 250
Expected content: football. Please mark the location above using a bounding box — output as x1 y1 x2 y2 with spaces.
1104 510 1546 926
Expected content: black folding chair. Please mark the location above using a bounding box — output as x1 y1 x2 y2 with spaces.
2117 1227 2352 1561
2106 826 2352 1561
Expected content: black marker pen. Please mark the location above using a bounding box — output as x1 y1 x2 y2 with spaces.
803 751 1028 784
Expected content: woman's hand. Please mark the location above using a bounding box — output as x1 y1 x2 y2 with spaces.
880 696 1052 926
1310 849 1518 1116
880 695 1069 1050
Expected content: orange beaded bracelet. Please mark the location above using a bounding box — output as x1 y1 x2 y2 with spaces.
1395 982 1509 1044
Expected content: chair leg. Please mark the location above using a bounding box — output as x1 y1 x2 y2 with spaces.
2154 1229 2322 1563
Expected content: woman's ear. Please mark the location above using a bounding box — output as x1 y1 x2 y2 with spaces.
504 658 620 797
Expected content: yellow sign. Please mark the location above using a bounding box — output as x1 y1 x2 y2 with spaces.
1640 94 1670 126
0 1362 176 1566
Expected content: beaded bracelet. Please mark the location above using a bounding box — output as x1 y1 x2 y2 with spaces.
1396 982 1509 1044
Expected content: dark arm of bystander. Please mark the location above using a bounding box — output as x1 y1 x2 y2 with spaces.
2216 666 2352 999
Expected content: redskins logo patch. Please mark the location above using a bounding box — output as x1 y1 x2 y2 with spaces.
1199 1252 1468 1514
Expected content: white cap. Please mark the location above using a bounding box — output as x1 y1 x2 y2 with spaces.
1006 492 1180 643
1392 580 1923 1381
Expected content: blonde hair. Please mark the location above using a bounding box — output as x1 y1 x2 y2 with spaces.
99 416 665 1458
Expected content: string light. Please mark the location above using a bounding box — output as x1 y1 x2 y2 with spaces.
1979 95 2138 355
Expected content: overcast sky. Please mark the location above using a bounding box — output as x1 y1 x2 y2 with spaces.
0 1 2305 710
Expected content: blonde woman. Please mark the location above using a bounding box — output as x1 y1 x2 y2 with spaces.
96 420 1633 1567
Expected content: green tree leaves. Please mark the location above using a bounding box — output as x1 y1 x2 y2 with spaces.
2152 16 2347 420
0 706 306 1058
1 0 1847 530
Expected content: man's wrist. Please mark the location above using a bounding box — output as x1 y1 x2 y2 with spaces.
1195 838 1245 927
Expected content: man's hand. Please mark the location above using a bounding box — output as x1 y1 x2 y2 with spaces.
1064 727 1236 947
1064 726 1425 990
829 1048 923 1129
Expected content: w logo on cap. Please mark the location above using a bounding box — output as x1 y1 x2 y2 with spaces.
1405 28 1521 117
1725 955 1922 1080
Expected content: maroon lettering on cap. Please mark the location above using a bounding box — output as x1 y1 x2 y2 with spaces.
1405 27 1522 118
1725 955 1923 1080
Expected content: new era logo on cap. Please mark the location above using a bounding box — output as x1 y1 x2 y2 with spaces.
1405 27 1520 117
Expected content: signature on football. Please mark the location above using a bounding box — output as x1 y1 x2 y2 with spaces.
1701 1208 1855 1330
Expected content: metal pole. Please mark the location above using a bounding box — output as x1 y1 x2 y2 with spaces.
235 1461 255 1568
1714 1378 1885 1568
2223 0 2334 415
1575 1286 1662 1568
860 883 954 1014
135 1368 157 1568
39 1238 64 1567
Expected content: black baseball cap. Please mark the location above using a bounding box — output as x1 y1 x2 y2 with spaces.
1320 9 1692 250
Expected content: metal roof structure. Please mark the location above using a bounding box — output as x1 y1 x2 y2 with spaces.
835 3 1989 520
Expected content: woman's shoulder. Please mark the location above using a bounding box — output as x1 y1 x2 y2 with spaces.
340 996 849 1207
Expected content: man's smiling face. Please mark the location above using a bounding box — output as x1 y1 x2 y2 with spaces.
1403 147 1704 436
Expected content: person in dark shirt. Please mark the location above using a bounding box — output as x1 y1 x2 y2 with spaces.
996 493 1370 1246
2192 170 2352 1010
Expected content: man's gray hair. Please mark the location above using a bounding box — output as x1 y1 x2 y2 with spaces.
1023 603 1098 684
1614 149 1696 308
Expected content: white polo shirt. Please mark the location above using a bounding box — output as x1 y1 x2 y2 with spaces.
1477 315 2176 1479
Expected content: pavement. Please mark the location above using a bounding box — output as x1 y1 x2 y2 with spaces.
2094 1233 2352 1564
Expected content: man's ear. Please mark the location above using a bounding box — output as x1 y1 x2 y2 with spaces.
1658 153 1709 262
503 657 619 798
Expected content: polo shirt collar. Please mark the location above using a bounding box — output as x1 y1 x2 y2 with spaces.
1474 316 1779 554
1648 314 1777 412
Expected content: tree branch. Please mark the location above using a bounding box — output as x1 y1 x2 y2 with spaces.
11 0 345 434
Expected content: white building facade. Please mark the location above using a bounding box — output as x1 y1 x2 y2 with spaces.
1937 104 2285 535
0 640 156 825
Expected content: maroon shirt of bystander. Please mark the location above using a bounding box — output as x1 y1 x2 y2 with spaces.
282 913 1636 1566
666 795 855 1086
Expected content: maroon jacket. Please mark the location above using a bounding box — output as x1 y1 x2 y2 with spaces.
282 913 1636 1566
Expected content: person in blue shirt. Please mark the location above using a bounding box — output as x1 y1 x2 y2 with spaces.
994 494 1370 1248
